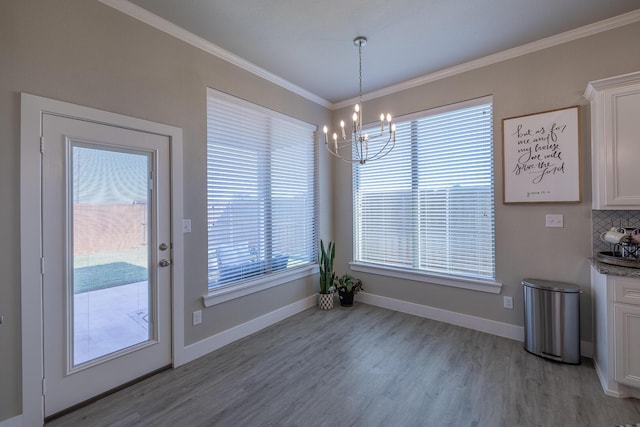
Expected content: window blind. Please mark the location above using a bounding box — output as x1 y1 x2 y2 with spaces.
353 98 495 280
207 88 318 289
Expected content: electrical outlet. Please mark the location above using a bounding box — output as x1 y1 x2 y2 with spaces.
183 219 192 233
192 310 202 325
503 296 513 310
545 214 564 228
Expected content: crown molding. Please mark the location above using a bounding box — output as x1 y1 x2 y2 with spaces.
99 1 639 111
332 8 640 110
98 0 332 108
584 69 640 100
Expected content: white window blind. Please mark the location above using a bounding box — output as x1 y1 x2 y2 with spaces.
207 88 318 289
353 97 495 280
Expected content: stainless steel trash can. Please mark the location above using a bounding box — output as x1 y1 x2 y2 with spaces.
522 278 581 364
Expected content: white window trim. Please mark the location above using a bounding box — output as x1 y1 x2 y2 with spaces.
203 264 319 307
349 262 502 294
391 95 493 124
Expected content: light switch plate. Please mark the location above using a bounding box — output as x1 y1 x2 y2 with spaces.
192 310 202 325
545 214 564 228
503 296 513 309
183 219 192 233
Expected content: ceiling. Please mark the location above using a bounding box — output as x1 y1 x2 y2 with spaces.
116 0 640 106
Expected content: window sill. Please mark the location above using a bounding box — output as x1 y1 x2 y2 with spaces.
203 264 319 307
349 262 502 294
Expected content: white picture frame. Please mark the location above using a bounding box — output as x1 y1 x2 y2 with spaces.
502 106 581 204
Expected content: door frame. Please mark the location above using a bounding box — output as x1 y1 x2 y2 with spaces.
20 93 185 427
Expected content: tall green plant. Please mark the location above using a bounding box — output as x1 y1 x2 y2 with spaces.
319 239 335 295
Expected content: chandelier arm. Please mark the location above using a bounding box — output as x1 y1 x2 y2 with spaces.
368 142 395 162
332 136 394 164
328 146 363 163
331 140 360 156
328 141 365 164
365 136 395 161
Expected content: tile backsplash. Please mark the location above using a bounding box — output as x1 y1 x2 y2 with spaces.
592 210 640 255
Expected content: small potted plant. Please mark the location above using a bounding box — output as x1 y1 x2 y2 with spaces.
318 240 335 310
335 273 363 307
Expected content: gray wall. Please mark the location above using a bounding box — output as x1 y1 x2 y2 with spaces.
333 22 640 346
0 0 331 421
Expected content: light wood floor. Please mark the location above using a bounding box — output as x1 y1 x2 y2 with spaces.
47 303 640 427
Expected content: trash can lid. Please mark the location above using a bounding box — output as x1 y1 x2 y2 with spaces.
521 278 581 293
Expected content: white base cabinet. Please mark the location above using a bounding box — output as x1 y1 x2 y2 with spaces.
591 266 640 397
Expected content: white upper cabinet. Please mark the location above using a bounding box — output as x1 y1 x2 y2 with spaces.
585 71 640 209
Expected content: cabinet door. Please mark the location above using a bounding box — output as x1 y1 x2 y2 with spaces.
603 86 640 207
614 303 640 388
613 276 640 305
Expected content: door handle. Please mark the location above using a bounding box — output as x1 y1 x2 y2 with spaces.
159 259 171 268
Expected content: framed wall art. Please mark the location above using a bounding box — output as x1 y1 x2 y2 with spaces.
502 106 581 204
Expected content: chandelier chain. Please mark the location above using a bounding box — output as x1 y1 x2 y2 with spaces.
358 41 363 107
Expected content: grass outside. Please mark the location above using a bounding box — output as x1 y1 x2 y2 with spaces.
74 248 149 294
74 262 148 294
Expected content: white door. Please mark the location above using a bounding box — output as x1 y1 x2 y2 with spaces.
41 114 172 417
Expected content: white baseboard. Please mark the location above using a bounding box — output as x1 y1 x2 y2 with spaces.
181 295 316 364
593 356 635 398
358 292 593 358
593 357 612 396
593 358 626 398
0 415 22 427
358 292 524 340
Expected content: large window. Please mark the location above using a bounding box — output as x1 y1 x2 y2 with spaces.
353 97 495 281
207 88 318 291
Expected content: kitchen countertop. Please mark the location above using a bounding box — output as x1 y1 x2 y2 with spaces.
590 258 640 278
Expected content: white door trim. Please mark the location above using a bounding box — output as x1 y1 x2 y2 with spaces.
20 93 184 427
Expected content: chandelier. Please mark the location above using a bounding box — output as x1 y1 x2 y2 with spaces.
323 36 396 164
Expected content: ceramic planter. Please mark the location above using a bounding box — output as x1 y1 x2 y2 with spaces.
338 289 355 307
318 293 333 310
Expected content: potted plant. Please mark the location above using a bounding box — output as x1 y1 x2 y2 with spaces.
318 240 335 310
335 273 363 307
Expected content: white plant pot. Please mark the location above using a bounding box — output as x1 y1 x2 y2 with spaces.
318 293 333 310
